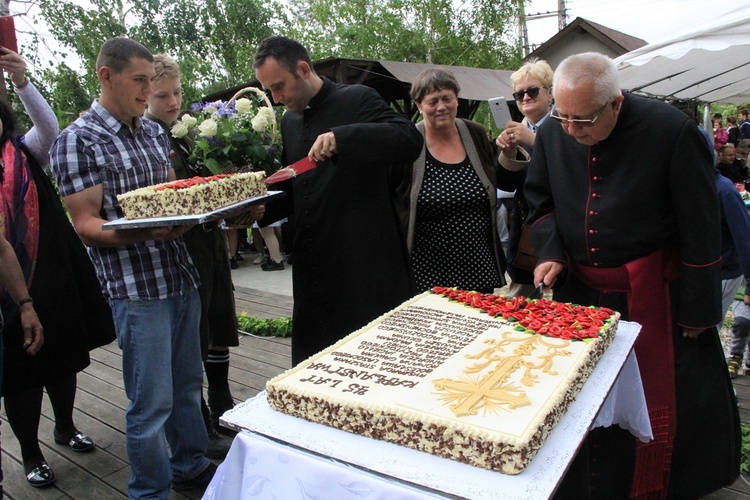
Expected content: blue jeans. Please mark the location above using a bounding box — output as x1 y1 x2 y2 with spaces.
110 289 208 499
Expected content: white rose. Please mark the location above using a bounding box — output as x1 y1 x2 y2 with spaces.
198 118 218 137
251 114 269 132
258 107 275 121
203 106 218 116
181 114 197 127
235 98 253 115
171 121 189 138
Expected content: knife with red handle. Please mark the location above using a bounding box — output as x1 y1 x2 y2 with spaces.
265 157 318 184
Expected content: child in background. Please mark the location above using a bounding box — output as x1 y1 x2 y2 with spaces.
727 281 750 378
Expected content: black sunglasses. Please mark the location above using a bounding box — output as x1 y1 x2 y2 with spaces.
512 86 546 102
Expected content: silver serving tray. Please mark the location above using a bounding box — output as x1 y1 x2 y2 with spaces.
102 190 284 230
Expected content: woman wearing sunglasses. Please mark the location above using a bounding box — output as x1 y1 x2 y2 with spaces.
495 59 554 297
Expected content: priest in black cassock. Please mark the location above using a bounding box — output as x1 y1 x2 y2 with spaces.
523 52 740 499
253 36 423 365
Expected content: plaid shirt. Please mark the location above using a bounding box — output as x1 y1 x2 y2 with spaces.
50 100 200 300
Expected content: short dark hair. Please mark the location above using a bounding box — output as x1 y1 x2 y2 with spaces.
727 116 737 126
410 68 461 103
0 98 17 145
739 108 749 118
253 36 313 76
96 37 153 73
681 108 700 125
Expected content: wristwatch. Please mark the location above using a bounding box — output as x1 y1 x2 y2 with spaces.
13 77 29 91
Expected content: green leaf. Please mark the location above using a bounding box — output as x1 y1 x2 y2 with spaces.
204 158 221 175
236 314 292 337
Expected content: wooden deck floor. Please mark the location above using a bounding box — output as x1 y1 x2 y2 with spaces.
0 286 293 500
3 286 749 499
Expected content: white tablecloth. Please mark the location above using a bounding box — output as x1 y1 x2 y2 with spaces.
593 350 651 440
207 321 646 499
204 431 439 499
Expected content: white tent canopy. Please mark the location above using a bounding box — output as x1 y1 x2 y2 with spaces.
613 6 750 105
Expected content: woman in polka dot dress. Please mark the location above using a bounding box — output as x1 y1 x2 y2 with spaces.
391 68 506 294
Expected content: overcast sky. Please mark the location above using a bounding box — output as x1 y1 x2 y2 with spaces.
10 0 744 74
525 0 739 48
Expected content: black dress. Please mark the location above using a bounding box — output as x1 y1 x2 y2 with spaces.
411 152 501 293
2 153 115 395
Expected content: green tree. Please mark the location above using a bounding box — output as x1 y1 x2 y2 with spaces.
38 63 93 129
287 0 520 69
32 0 276 104
25 0 523 127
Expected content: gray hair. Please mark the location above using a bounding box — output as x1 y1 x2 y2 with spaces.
410 68 461 103
553 52 619 106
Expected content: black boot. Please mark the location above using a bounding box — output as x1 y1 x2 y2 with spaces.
201 396 232 459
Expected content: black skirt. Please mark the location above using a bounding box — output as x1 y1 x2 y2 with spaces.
2 161 115 395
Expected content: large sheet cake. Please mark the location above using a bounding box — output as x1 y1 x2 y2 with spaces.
266 288 620 474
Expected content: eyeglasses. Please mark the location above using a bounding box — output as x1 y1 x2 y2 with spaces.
512 86 546 102
550 98 613 127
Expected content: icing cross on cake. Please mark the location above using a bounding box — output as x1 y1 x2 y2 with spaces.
433 333 575 417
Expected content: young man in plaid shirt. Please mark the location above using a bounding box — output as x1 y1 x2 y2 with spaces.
49 37 214 498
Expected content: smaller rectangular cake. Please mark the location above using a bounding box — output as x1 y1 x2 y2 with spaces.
116 171 266 219
266 287 620 475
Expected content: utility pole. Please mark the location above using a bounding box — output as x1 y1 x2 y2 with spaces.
518 0 530 58
523 0 569 57
558 0 568 31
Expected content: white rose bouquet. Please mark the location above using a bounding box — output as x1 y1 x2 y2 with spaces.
171 87 283 176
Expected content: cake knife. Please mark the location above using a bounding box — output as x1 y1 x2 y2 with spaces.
265 157 318 184
527 283 544 300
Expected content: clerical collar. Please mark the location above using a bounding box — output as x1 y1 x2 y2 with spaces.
306 77 334 110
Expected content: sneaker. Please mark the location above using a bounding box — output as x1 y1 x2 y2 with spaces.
261 259 284 272
204 427 232 460
727 355 741 379
172 462 218 491
229 257 239 270
234 253 244 262
253 255 264 265
238 239 252 251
